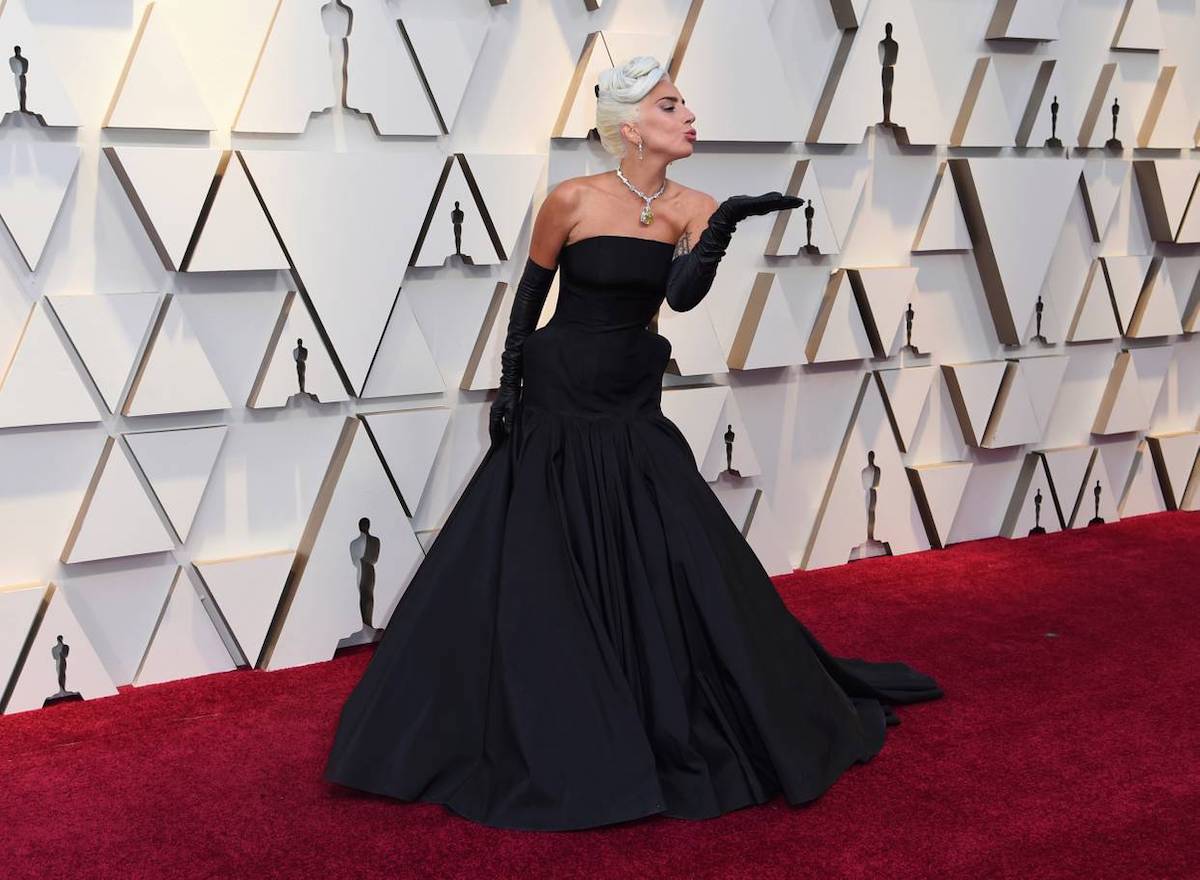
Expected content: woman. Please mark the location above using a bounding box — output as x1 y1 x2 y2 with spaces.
324 56 942 832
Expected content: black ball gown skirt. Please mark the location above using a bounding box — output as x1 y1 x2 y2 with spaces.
323 234 942 831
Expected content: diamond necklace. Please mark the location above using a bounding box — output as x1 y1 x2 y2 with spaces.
615 166 667 226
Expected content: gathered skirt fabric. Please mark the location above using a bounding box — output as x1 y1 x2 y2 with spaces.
323 397 941 831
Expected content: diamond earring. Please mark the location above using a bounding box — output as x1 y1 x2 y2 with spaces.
637 141 644 160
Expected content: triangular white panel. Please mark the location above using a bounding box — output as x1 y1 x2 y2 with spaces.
1133 160 1200 243
1039 446 1095 527
343 0 439 135
62 437 175 564
942 360 1007 447
1067 261 1120 342
697 389 763 481
1128 344 1174 419
1080 159 1131 242
242 149 444 395
235 0 337 134
660 385 729 471
983 361 1041 449
726 273 805 370
657 301 728 377
103 146 223 271
175 290 288 407
0 0 79 125
673 0 803 142
809 0 942 145
265 419 425 670
0 583 44 701
806 271 872 364
403 16 488 133
4 583 117 714
105 2 215 131
1101 255 1153 333
124 295 230 416
906 461 971 549
0 300 98 429
951 57 1013 148
135 568 235 686
1120 439 1166 517
1177 192 1200 246
58 561 177 687
361 407 452 514
712 483 792 576
459 276 533 392
951 157 1083 345
1112 0 1164 51
193 551 293 665
1074 452 1121 527
413 158 499 268
125 426 227 543
362 288 448 398
1147 432 1200 510
1003 455 1061 538
1078 63 1130 149
913 163 970 253
803 376 929 569
47 293 159 413
768 160 840 256
1018 355 1069 436
986 0 1067 40
1128 260 1182 339
553 31 677 139
1092 350 1152 435
459 153 547 263
1016 60 1078 148
0 142 79 270
1138 66 1194 149
249 290 349 408
876 365 935 452
817 157 871 249
852 267 918 357
186 154 288 272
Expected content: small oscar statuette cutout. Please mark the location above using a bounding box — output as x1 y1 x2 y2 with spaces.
1028 487 1047 536
288 337 321 406
1087 480 1106 526
43 635 83 708
850 450 894 561
723 423 742 478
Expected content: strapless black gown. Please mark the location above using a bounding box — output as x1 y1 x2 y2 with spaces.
323 234 942 831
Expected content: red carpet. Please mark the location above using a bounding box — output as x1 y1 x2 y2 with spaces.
2 511 1198 879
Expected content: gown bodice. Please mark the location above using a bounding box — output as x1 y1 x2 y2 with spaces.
548 234 675 331
519 235 678 420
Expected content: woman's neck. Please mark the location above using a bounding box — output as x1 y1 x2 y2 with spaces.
616 160 668 196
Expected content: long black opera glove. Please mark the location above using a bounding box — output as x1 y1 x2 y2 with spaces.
489 256 556 446
664 191 805 313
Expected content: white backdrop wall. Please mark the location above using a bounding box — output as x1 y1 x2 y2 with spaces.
2 0 1199 711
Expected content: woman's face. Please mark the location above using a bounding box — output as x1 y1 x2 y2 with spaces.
622 77 697 161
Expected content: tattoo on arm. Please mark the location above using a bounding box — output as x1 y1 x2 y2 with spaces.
673 231 692 259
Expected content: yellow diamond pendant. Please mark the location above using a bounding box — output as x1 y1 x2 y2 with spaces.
640 205 654 225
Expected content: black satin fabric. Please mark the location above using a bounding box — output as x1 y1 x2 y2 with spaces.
323 234 942 831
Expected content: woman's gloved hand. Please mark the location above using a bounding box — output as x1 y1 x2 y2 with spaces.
490 256 556 447
665 191 804 313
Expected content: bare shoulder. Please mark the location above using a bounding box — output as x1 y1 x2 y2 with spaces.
671 186 719 257
684 186 718 217
529 178 585 269
545 176 587 209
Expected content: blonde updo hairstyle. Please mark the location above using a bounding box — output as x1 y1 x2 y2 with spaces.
595 55 667 159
